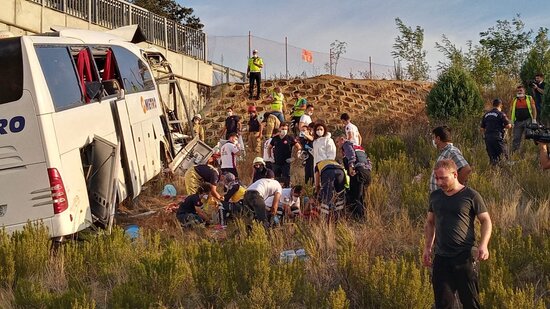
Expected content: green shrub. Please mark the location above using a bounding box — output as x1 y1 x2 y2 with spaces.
366 135 406 164
426 65 484 121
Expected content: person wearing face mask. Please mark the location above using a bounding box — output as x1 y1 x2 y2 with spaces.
251 157 274 182
299 104 315 129
220 133 241 178
265 185 303 222
188 114 205 142
430 126 471 193
263 128 278 170
267 123 302 187
298 123 315 184
247 106 261 155
247 49 263 100
312 122 337 167
510 85 537 152
219 107 242 140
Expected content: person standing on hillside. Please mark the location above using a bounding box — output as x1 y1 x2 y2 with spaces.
298 123 315 184
266 87 285 123
480 99 511 165
268 123 302 187
247 106 261 154
531 73 545 121
187 114 205 142
247 49 263 100
263 128 278 170
220 107 242 140
312 122 337 167
336 134 372 219
220 133 241 178
340 113 362 146
299 104 315 129
291 91 308 136
430 126 471 193
510 85 537 152
423 159 492 309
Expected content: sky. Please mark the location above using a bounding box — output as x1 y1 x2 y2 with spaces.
181 0 550 77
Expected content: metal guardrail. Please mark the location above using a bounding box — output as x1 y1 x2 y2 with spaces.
210 62 246 85
31 0 207 61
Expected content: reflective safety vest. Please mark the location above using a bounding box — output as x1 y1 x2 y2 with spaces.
229 185 246 203
511 95 533 123
248 57 263 72
271 91 284 112
292 98 307 117
316 160 350 189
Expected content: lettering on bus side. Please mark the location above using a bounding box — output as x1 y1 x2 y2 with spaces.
140 97 158 113
0 116 25 135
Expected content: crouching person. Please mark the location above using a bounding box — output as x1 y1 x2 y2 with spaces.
243 175 282 227
265 184 303 225
315 159 348 218
221 172 246 222
176 183 211 227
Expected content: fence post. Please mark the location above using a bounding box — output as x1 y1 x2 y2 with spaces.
87 0 92 25
369 56 372 79
285 36 288 79
203 32 207 62
163 17 168 50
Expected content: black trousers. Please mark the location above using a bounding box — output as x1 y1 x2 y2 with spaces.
347 166 371 219
221 167 239 179
432 251 480 309
272 162 291 187
291 116 301 136
249 72 261 98
243 190 267 223
484 135 506 165
304 156 314 185
319 168 346 206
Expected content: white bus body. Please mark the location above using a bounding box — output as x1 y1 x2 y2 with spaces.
0 28 184 238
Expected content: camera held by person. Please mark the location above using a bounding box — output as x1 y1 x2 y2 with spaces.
525 123 550 144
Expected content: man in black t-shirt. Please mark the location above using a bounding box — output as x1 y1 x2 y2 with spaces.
481 98 512 165
532 73 545 121
423 159 492 309
219 107 241 140
176 183 211 226
267 123 302 187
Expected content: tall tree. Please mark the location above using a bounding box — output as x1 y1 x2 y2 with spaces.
479 14 532 77
329 40 347 75
132 0 204 30
392 17 430 81
520 27 550 84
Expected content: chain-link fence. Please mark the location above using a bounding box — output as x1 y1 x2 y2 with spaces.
209 34 397 85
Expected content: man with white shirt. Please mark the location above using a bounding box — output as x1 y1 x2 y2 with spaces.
265 185 303 221
220 132 241 178
243 176 282 226
341 113 362 146
299 105 314 129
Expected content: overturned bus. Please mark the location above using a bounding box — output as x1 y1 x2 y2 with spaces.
0 26 212 241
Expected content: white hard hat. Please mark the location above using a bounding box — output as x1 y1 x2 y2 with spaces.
253 49 258 53
194 114 202 120
253 157 265 165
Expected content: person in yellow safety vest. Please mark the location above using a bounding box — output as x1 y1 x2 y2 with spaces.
291 90 308 136
266 86 285 123
510 85 537 152
247 49 264 100
314 159 349 216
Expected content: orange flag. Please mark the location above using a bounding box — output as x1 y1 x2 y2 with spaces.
301 49 313 63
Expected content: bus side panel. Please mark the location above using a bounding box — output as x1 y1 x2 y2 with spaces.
142 120 161 182
0 90 53 231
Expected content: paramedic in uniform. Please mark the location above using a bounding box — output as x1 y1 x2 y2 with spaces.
480 98 511 165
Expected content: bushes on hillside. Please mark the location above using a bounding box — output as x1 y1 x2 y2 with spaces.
426 65 484 121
